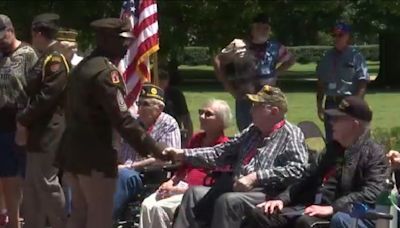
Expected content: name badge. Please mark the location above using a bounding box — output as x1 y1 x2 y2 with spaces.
328 83 336 90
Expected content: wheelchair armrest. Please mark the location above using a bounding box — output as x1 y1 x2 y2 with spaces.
141 165 165 173
162 162 182 172
360 210 393 220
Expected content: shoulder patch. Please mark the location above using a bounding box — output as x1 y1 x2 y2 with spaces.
111 71 120 84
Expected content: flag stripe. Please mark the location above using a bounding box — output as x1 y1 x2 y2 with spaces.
134 13 158 36
120 0 159 108
125 33 158 82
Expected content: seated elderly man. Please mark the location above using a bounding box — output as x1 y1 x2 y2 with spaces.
164 85 309 228
113 83 181 220
245 96 389 228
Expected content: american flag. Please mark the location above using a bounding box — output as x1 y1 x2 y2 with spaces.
120 0 159 108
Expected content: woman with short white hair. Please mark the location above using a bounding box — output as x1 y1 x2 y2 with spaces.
139 99 232 228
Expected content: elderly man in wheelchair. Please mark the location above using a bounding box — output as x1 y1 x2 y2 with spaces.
243 96 391 228
113 83 181 222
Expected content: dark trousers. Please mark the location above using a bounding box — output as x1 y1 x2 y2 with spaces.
243 206 330 228
173 186 266 228
323 98 340 143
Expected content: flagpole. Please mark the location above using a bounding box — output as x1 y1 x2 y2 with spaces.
152 52 159 86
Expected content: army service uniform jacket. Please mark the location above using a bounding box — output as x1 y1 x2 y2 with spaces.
17 42 70 154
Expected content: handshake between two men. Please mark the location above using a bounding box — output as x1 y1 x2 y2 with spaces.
155 147 258 192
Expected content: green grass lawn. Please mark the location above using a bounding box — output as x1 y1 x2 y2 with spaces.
178 60 399 138
183 88 400 137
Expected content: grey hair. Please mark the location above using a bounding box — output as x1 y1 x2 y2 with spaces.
203 99 232 129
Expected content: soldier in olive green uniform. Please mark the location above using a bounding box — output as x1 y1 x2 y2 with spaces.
58 18 165 228
17 13 69 228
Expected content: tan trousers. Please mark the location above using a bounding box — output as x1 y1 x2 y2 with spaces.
140 192 183 228
64 171 116 228
23 152 66 228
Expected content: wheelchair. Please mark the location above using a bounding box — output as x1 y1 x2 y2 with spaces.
116 163 181 228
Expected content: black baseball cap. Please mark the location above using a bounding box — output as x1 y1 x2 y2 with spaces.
325 96 372 122
139 83 164 103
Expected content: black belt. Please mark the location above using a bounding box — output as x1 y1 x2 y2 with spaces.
325 96 345 103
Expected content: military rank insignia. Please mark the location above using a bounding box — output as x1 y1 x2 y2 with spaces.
116 90 128 112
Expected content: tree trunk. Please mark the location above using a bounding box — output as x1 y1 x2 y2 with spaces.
374 32 400 88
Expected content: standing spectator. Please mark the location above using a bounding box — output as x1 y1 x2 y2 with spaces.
214 13 295 131
17 13 69 228
316 22 369 142
59 18 166 228
113 83 181 220
158 69 193 147
139 99 231 228
0 14 37 228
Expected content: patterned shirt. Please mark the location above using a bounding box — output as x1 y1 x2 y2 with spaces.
118 112 181 165
183 121 308 189
316 46 369 96
0 43 38 132
0 43 37 108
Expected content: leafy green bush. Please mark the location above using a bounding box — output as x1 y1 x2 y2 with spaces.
372 127 400 151
182 47 211 66
181 45 379 65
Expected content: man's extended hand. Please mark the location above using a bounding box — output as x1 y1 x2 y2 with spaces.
387 150 400 170
257 200 284 214
162 147 184 161
233 172 257 192
15 121 28 146
304 205 333 217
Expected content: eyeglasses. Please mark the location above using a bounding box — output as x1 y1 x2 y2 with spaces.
198 109 215 118
136 100 152 107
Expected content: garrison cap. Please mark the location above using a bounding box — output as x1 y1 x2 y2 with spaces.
90 18 134 38
56 28 78 42
140 83 164 103
32 13 60 30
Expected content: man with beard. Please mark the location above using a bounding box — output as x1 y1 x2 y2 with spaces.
58 18 166 228
0 14 37 228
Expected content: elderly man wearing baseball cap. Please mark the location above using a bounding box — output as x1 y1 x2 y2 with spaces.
165 85 308 228
246 96 389 228
316 22 369 144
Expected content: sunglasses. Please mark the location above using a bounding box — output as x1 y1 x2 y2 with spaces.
198 109 215 117
136 100 152 107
